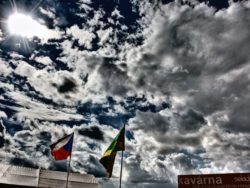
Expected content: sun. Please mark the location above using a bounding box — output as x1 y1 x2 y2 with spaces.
7 12 48 38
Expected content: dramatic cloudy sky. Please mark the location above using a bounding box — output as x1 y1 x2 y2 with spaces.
0 0 250 187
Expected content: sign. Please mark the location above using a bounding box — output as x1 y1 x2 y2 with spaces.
178 173 250 188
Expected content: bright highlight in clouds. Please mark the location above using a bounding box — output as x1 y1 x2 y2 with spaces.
7 13 48 38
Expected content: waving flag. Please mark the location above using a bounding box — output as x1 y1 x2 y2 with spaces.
100 125 125 177
50 133 74 161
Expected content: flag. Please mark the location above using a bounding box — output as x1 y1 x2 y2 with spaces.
100 125 125 177
50 133 74 161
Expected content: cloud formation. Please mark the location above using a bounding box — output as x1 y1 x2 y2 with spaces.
0 0 250 188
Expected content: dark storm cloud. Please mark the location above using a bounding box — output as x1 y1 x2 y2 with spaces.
128 109 205 155
194 66 250 133
98 62 131 96
223 100 250 133
129 111 170 135
176 108 207 133
157 134 203 155
55 77 78 93
38 131 52 142
78 126 104 141
129 1 250 140
210 97 250 133
129 1 250 100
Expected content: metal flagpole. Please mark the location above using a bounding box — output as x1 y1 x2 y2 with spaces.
37 167 41 187
119 123 125 188
119 150 124 188
66 133 74 188
66 154 72 188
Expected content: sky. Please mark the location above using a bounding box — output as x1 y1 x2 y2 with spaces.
0 0 250 187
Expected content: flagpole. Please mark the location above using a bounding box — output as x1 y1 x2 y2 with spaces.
66 133 74 188
119 123 125 188
66 151 72 188
119 150 124 188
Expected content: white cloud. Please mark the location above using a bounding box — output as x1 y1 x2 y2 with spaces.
15 61 36 77
66 25 96 49
27 69 85 105
86 9 106 29
0 59 12 76
0 82 14 92
0 29 3 41
39 7 55 19
9 52 25 60
97 28 113 45
78 0 92 13
79 0 92 4
5 92 84 121
111 8 124 19
97 44 117 58
33 56 53 65
42 28 63 42
0 111 7 118
8 54 98 105
1 1 250 187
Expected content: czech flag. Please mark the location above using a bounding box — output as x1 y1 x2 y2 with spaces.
50 133 74 161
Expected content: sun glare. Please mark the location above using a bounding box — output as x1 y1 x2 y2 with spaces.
7 12 48 38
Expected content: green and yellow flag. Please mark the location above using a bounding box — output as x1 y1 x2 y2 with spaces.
100 125 125 177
